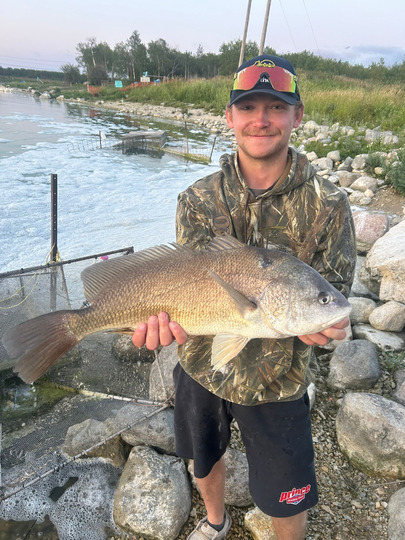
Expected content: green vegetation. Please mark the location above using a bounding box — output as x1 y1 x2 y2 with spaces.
379 350 405 373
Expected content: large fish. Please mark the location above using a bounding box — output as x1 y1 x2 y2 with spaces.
2 236 351 384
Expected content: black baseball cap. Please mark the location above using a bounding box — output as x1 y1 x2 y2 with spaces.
229 54 300 106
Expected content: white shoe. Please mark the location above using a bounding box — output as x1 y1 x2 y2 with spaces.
187 510 232 539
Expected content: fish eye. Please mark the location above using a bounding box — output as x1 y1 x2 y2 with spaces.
318 292 332 305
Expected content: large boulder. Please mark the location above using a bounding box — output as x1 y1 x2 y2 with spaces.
352 210 389 253
113 446 191 540
360 220 405 302
336 393 405 478
388 488 405 540
327 340 381 390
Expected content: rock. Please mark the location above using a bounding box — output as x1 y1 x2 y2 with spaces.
63 418 128 467
113 446 191 540
336 392 405 478
352 324 405 351
352 210 389 253
303 120 319 135
327 340 381 390
351 154 369 170
351 257 376 298
388 488 405 540
337 156 353 171
365 128 381 143
189 447 253 507
350 176 379 193
306 150 318 161
149 342 178 402
327 150 341 163
369 300 405 332
121 407 176 454
348 297 377 324
393 376 405 406
245 506 277 539
0 457 123 539
361 220 405 302
336 170 360 187
312 157 334 171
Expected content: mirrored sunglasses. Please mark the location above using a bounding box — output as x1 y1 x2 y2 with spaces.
233 64 297 93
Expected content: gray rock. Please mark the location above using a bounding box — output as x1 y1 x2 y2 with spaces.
352 210 389 253
327 150 341 163
189 447 253 507
361 219 405 303
312 157 334 171
369 301 405 332
306 150 318 161
121 407 176 454
350 176 379 193
351 154 369 170
351 257 376 298
327 340 381 390
113 446 191 540
388 488 405 540
349 297 377 324
352 324 405 351
336 393 405 478
337 156 353 171
336 170 361 188
303 120 319 135
63 418 128 467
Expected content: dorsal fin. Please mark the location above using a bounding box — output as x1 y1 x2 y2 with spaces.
81 243 190 302
80 235 246 303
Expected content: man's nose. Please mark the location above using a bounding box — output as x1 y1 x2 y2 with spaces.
253 108 270 126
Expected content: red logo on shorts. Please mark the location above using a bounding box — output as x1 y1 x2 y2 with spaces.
279 484 311 505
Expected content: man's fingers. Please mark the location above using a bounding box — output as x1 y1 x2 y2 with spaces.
158 312 175 347
145 315 160 350
169 321 188 345
132 322 147 348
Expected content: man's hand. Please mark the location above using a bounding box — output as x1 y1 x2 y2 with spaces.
132 312 188 351
298 317 350 347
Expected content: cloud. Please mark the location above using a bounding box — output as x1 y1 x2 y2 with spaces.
319 45 404 67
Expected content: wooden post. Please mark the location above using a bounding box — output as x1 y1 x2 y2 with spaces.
239 0 252 68
259 0 272 55
51 174 58 263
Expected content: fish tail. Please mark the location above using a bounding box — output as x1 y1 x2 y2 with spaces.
2 310 82 383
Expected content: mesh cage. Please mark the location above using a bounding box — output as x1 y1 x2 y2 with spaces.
0 256 171 537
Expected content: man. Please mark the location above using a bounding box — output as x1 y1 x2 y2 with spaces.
133 54 356 540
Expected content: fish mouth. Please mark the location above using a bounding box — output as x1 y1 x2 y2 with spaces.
320 309 351 329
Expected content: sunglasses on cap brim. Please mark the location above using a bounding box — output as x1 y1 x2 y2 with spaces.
233 64 297 94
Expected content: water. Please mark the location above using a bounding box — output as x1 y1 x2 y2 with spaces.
0 91 231 296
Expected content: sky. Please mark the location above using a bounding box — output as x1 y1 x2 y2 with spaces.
1 0 404 72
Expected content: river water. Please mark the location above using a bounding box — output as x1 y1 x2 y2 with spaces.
0 90 231 281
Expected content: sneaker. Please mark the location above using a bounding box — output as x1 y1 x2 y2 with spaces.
187 510 232 540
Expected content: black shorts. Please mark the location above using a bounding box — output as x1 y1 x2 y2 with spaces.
173 364 318 518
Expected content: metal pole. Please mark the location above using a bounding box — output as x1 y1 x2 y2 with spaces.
51 174 58 263
259 0 272 55
239 0 253 68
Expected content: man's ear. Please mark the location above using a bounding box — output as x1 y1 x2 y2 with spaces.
293 105 304 128
225 106 234 129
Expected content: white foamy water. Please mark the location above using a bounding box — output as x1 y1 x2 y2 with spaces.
0 92 231 279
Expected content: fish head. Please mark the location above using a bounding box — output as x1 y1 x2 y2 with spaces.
256 251 352 337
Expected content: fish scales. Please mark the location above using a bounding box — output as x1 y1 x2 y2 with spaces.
2 235 351 383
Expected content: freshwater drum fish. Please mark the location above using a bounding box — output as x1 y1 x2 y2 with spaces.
2 236 351 384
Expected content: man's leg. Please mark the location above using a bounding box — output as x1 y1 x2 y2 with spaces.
194 457 226 525
272 510 307 540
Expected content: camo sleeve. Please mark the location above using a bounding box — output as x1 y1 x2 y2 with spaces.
175 189 214 250
311 193 356 298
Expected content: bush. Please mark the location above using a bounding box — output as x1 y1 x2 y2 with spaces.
385 149 405 196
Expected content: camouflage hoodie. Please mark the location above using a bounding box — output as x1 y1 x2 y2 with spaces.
175 148 356 405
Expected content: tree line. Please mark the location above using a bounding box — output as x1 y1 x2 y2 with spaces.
1 29 403 85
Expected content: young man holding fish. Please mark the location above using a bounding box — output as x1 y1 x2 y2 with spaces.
134 54 356 540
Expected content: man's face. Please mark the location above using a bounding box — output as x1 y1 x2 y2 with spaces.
226 94 303 163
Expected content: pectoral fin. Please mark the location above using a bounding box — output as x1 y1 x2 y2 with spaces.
207 270 257 317
211 334 250 371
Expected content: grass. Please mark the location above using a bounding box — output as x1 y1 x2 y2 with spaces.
3 73 405 133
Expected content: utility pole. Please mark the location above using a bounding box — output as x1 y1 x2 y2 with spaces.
259 0 272 55
238 0 252 68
